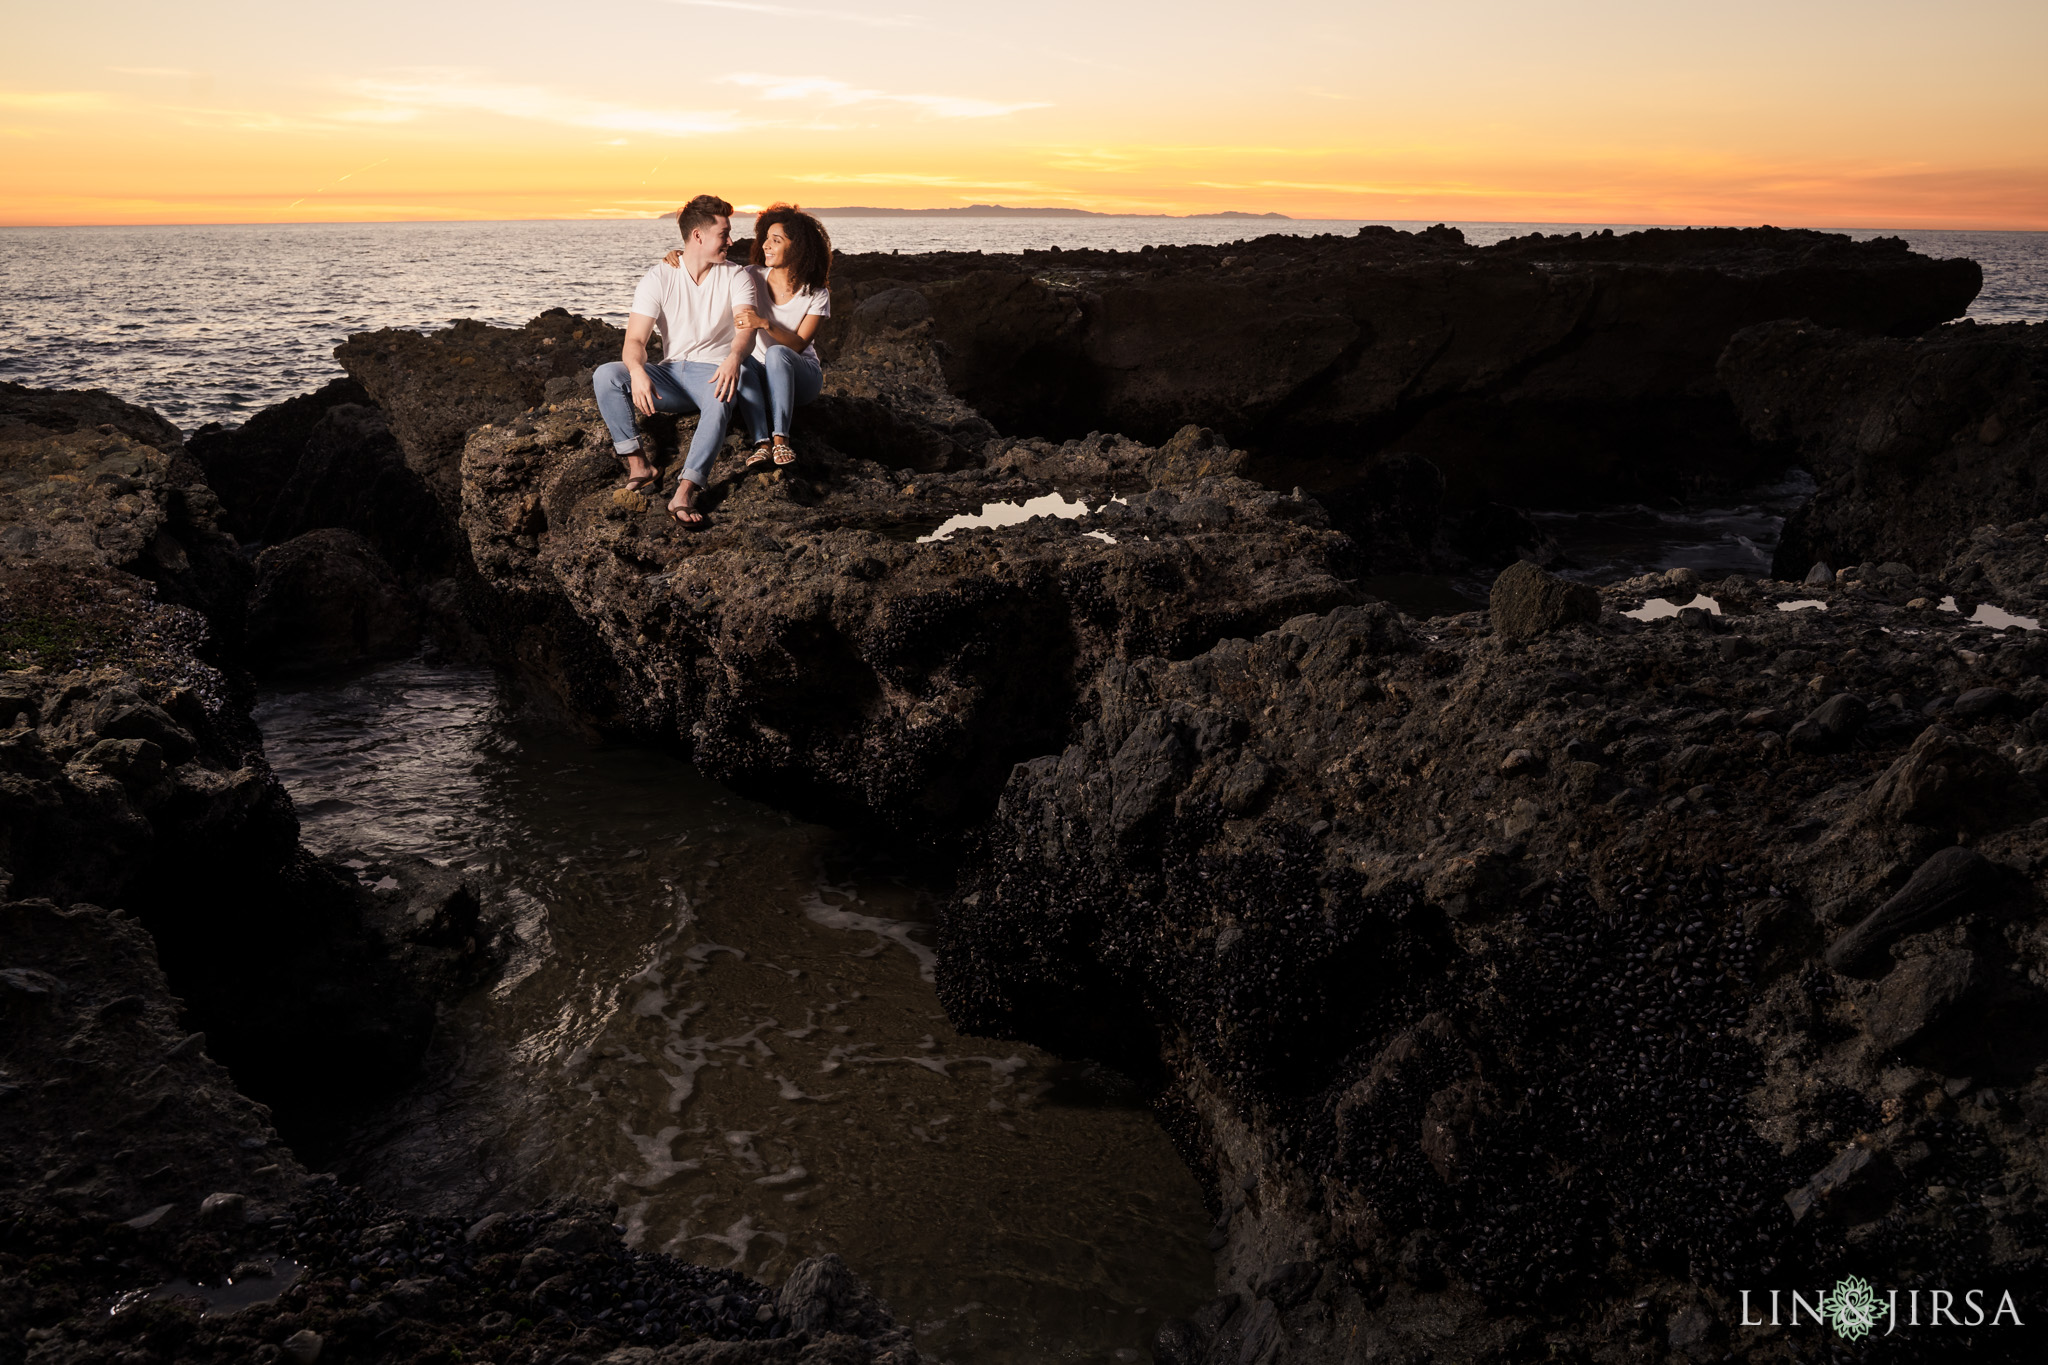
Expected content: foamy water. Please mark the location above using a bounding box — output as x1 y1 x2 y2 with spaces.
253 661 1213 1364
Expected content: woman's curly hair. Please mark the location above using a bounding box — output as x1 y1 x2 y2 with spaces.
750 203 832 293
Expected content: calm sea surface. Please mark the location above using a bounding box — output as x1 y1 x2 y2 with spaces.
1 217 2041 430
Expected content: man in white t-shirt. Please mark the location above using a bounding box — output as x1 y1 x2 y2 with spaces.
593 193 764 525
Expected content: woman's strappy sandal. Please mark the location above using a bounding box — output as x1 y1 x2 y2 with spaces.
745 441 773 471
771 438 797 467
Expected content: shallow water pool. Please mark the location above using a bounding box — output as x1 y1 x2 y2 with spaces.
254 661 1212 1364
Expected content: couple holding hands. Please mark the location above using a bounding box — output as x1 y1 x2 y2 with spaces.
593 194 833 525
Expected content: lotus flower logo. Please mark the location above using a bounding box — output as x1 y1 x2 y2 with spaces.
1824 1275 1881 1341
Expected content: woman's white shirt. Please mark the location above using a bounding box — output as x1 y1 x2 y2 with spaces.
748 266 831 363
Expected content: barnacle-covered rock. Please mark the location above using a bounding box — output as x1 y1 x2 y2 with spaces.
945 520 2048 1363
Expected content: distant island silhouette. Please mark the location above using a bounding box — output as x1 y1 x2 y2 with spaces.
806 206 1291 220
663 204 1292 221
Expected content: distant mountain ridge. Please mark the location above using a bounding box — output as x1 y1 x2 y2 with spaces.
756 205 1292 220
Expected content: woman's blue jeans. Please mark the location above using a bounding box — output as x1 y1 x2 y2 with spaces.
740 347 824 442
593 359 764 488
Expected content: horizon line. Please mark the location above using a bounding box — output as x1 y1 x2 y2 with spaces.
3 213 2043 233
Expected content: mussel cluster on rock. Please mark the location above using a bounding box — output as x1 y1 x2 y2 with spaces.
946 547 2048 1361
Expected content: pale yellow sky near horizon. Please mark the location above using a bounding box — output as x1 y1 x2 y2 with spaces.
2 0 2044 228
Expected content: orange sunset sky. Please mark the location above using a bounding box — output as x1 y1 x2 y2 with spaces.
3 0 2045 229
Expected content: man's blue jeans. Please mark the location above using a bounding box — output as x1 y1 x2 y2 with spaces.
593 359 763 488
740 347 824 440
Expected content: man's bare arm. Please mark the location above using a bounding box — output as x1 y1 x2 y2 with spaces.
622 313 659 416
712 311 750 403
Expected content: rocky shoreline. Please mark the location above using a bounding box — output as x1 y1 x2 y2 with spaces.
4 224 2044 1362
1 385 919 1363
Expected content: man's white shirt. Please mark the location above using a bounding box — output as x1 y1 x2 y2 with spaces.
630 259 759 367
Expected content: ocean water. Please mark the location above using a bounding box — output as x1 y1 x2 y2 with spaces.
1 217 2040 430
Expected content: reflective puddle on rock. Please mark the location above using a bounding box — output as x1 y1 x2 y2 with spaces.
1622 594 1723 622
1939 595 2042 631
254 662 1212 1365
111 1259 305 1318
916 492 1122 544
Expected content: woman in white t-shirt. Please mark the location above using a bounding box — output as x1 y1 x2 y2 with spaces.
736 205 832 469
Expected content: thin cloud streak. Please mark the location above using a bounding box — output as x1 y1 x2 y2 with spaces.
666 0 926 28
284 157 390 210
1195 178 1570 199
722 73 1048 119
330 69 1038 137
790 170 1079 195
344 73 750 137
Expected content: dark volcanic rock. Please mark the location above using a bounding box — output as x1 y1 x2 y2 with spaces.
1940 519 2048 628
1825 845 2016 976
0 386 489 1139
1488 559 1600 641
1861 948 1983 1052
458 400 1360 839
801 393 992 475
1 410 252 655
1786 691 1868 753
187 376 373 540
0 616 463 1148
259 401 453 576
334 310 624 516
249 528 422 676
0 897 305 1358
1864 723 2031 832
943 521 2048 1364
821 226 1978 517
1721 318 2048 578
0 379 184 452
6 1182 919 1365
0 898 305 1225
187 378 456 589
193 382 475 669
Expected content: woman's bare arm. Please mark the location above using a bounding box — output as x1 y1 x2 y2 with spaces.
756 313 822 352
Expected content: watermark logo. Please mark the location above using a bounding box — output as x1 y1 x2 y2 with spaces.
1741 1280 2023 1336
1823 1276 1880 1342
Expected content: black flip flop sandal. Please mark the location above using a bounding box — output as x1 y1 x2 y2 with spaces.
668 492 707 528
